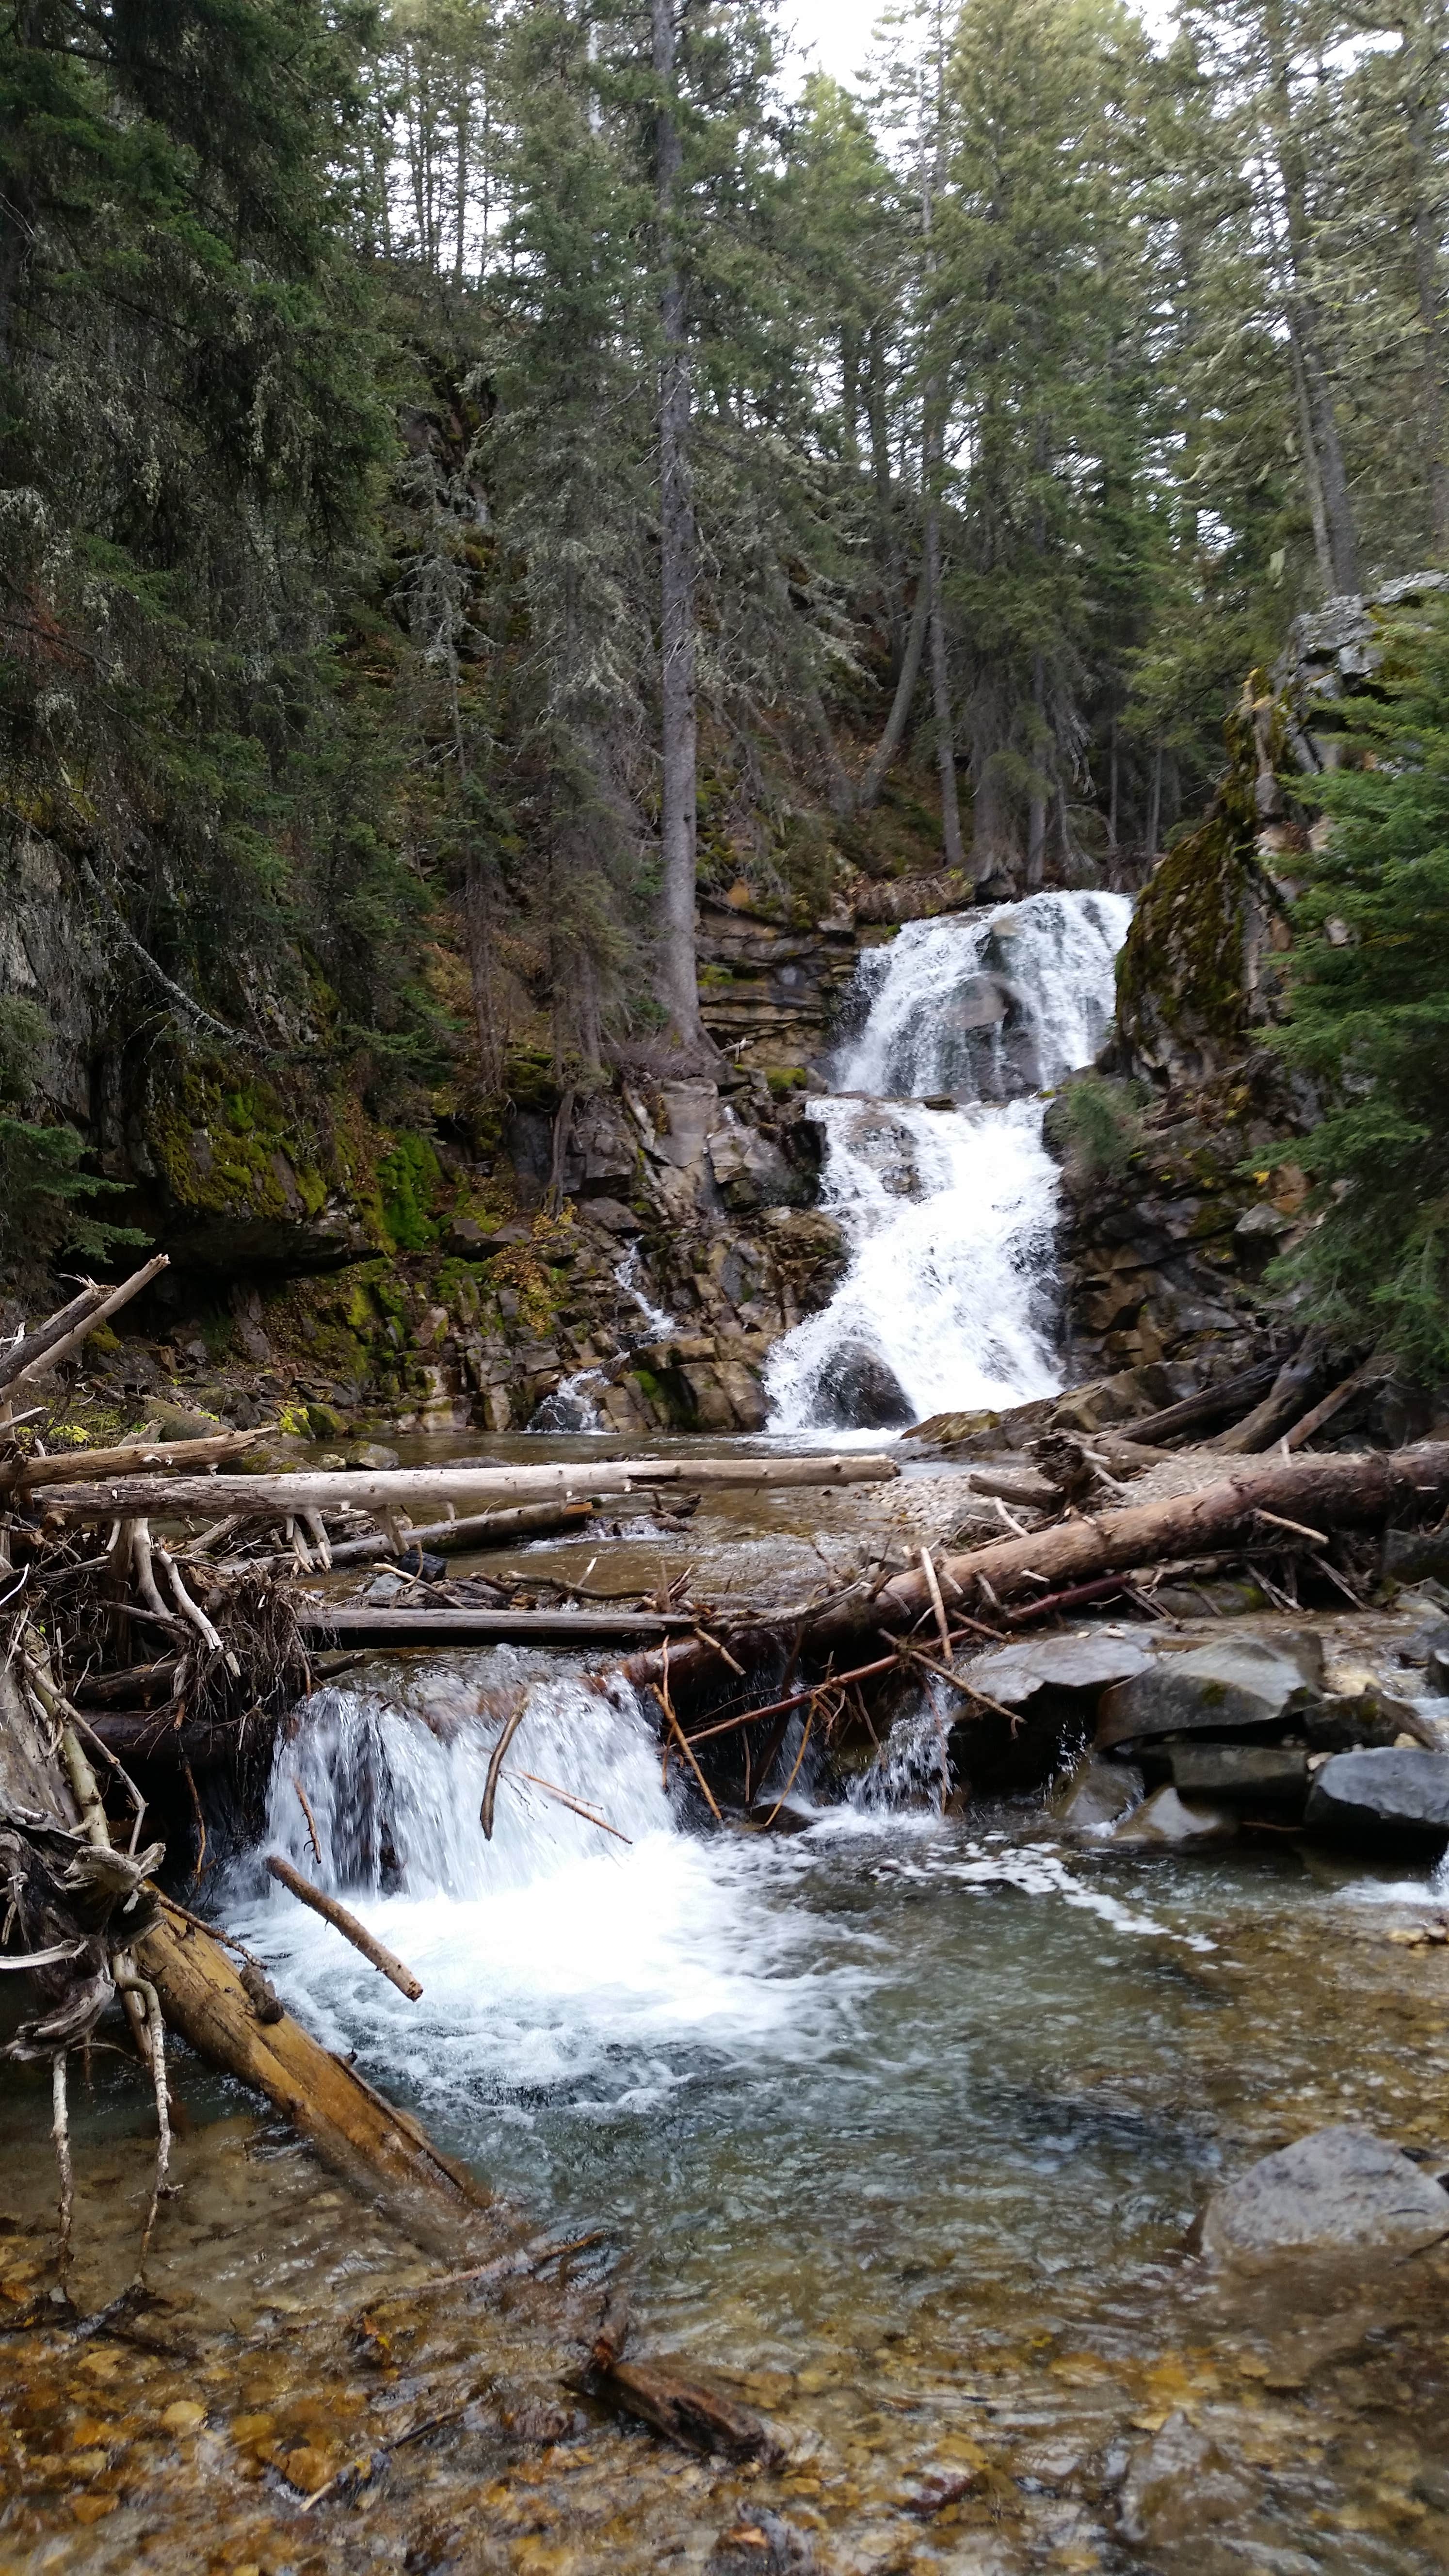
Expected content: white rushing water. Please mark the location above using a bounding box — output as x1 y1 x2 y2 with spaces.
765 890 1133 1431
234 1661 1197 2135
236 1672 856 2122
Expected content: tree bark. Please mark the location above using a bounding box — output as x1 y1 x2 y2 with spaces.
925 480 965 869
1261 0 1359 594
35 1451 900 1525
652 0 703 1051
1404 18 1449 552
815 1441 1449 1645
857 573 930 811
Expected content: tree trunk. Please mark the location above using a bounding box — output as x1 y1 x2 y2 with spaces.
1405 32 1449 552
1287 317 1336 594
133 1909 492 2252
1024 655 1047 888
1261 0 1359 594
652 0 703 1051
812 1440 1449 1647
857 572 929 811
925 483 965 869
37 1450 901 1525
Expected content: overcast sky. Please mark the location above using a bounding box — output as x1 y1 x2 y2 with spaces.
781 0 892 89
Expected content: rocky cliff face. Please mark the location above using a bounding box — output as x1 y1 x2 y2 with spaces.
1046 573 1449 1414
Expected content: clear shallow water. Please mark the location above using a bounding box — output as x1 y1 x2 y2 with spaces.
10 1635 1449 2573
189 1653 1449 2572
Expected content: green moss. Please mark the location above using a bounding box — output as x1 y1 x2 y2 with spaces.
376 1130 443 1251
1115 680 1281 1059
766 1067 809 1097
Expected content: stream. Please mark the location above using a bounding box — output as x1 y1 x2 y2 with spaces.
7 895 1449 2572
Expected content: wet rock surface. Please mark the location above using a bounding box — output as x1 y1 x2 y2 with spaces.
1306 1746 1449 1850
1108 1783 1239 1847
1202 2126 1449 2260
1096 1633 1325 1752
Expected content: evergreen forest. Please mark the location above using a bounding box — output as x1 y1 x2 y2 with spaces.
2 0 1449 1337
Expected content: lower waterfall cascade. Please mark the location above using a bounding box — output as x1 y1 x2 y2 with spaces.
765 888 1134 1432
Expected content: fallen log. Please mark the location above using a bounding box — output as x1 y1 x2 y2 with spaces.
132 1907 490 2247
1284 1353 1387 1451
591 2358 784 2463
2 1426 261 1492
325 1496 597 1568
814 1441 1449 1644
297 1604 699 1646
0 1253 170 1407
265 1854 423 1998
1119 1355 1281 1447
34 1451 897 1525
1208 1331 1330 1454
0 1283 110 1392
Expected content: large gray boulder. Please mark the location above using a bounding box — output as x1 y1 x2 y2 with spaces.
1097 1633 1324 1752
1202 2126 1449 2260
1167 1742 1308 1805
812 1341 915 1430
1305 1746 1449 1851
966 1630 1155 1711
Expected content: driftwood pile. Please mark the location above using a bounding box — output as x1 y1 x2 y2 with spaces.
4 1266 1445 2312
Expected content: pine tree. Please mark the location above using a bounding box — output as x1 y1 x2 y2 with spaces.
1272 592 1449 1373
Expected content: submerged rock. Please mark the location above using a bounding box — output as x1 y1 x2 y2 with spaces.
1202 2126 1449 2259
1305 1746 1449 1851
1049 1754 1144 1832
1097 1634 1324 1752
1116 2410 1256 2548
1108 1784 1237 1847
1110 1781 1239 1847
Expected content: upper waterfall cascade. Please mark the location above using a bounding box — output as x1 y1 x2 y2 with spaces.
764 889 1134 1432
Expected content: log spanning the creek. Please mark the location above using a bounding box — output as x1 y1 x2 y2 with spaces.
324 1496 597 1566
31 1451 899 1525
0 1426 262 1492
296 1604 699 1646
621 1441 1449 1710
813 1441 1449 1647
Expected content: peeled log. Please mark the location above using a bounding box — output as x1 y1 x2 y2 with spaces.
2 1428 261 1492
326 1497 596 1567
133 1907 491 2250
815 1442 1449 1646
34 1452 899 1526
297 1605 698 1646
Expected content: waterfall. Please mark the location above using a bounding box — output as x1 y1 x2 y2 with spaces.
231 1669 851 2122
765 890 1133 1431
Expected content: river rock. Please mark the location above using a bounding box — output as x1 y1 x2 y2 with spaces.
1384 1528 1449 1586
1116 2410 1256 2548
967 1630 1155 1710
1108 1784 1238 1847
1097 1633 1325 1752
812 1340 915 1430
710 2512 817 2574
1201 2126 1449 2259
1049 1754 1144 1832
1305 1690 1435 1753
1304 1747 1449 1851
1166 1741 1308 1805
